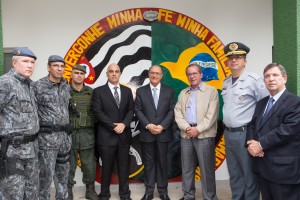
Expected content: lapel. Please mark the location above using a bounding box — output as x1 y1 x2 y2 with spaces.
258 90 288 130
156 84 165 110
146 84 156 110
104 83 119 109
119 85 126 109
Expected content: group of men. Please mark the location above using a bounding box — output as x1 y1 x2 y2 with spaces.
0 48 98 200
0 40 299 200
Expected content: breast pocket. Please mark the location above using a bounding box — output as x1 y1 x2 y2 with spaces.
17 94 34 113
233 87 253 104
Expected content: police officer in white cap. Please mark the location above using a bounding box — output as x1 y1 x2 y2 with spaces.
222 42 269 200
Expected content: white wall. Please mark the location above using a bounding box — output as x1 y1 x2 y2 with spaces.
1 0 273 182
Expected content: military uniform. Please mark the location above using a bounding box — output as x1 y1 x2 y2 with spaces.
222 42 269 200
0 48 39 200
33 75 71 200
68 84 97 198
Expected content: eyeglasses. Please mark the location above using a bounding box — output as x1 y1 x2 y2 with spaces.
149 71 162 75
73 71 85 75
187 72 200 77
227 55 246 61
50 64 65 68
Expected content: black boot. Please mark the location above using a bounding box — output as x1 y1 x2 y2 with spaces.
85 183 98 200
68 186 74 200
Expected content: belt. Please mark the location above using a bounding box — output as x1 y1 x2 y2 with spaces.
225 126 246 132
40 124 72 134
0 134 37 148
189 123 197 127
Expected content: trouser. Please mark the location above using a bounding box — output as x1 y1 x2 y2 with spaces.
68 147 96 186
98 144 131 200
0 156 39 200
141 141 169 196
181 137 218 200
224 129 259 200
39 148 70 200
259 175 300 200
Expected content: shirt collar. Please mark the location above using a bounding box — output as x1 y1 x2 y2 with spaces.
108 81 120 90
188 82 203 92
270 88 286 102
150 83 161 91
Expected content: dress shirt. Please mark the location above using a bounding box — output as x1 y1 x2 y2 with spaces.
108 82 121 102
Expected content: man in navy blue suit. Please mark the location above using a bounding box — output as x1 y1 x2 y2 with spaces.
247 63 300 200
135 65 174 200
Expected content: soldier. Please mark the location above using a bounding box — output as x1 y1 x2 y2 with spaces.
68 65 98 200
0 47 39 199
33 55 72 200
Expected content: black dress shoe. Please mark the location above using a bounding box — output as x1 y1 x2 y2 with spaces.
141 194 153 200
160 194 170 200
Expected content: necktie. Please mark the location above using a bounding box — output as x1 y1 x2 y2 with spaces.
114 87 120 107
263 97 274 118
152 88 158 109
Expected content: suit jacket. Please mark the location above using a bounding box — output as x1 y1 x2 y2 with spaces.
174 83 219 139
246 90 300 184
135 83 174 142
92 83 134 146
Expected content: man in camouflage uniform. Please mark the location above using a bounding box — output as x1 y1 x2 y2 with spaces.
0 47 39 200
33 55 72 200
68 65 98 200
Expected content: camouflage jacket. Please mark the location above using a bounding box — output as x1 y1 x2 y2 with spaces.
33 76 71 149
0 69 39 158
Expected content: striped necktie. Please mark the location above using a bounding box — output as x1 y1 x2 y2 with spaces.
114 86 120 107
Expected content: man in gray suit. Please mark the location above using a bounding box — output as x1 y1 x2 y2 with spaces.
135 65 174 200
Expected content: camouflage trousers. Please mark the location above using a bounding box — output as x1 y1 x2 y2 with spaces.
39 148 70 200
0 156 39 200
68 147 97 186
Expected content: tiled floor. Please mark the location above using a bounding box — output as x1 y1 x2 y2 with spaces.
51 180 232 200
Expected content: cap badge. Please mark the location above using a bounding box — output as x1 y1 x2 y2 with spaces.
16 50 21 55
229 43 238 51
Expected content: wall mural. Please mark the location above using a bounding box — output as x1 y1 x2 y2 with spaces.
63 7 230 183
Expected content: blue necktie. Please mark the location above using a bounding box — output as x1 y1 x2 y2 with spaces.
260 97 274 126
263 97 274 118
152 88 158 109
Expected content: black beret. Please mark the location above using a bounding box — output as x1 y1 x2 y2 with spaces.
224 42 250 57
12 47 37 60
48 55 65 64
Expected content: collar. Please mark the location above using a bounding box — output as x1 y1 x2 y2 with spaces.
187 82 203 93
150 83 161 91
71 83 88 92
10 68 32 84
270 88 286 102
108 81 120 89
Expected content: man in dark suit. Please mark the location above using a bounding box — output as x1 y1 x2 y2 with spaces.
92 63 134 200
135 65 174 200
246 63 300 200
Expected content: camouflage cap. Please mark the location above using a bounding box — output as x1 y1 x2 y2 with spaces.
72 64 86 73
224 42 250 57
12 47 37 60
48 55 65 64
